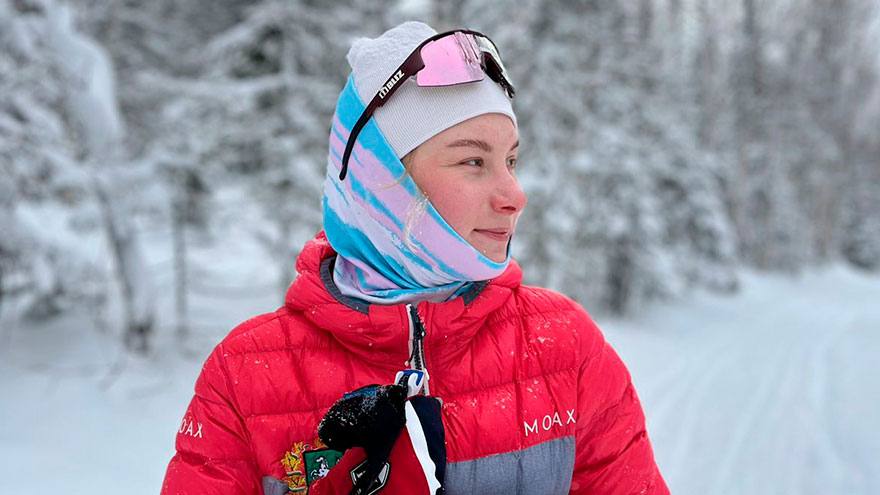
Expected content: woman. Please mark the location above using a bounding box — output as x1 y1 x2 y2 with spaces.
162 21 668 495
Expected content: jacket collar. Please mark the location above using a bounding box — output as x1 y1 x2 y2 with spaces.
285 232 523 369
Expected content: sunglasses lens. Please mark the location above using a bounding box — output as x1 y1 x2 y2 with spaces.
416 33 485 87
475 35 515 97
474 36 508 79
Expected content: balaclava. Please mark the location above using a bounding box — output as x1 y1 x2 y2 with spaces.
323 21 516 305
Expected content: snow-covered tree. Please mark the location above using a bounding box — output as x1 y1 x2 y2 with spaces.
1 0 157 351
173 0 410 292
8 0 877 325
1 0 107 321
440 0 739 313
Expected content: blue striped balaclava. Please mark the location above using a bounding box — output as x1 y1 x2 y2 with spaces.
322 21 517 305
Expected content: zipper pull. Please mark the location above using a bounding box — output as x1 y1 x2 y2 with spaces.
394 369 428 397
407 304 427 371
402 304 430 396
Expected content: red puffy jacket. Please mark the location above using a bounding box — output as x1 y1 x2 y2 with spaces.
161 233 668 494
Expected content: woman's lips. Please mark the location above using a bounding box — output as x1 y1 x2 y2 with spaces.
474 229 511 242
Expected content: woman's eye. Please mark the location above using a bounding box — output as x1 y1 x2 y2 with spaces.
462 158 483 167
507 157 518 169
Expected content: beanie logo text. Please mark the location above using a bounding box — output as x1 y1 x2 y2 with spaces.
378 69 405 100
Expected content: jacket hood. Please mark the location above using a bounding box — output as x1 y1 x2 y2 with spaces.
285 232 523 369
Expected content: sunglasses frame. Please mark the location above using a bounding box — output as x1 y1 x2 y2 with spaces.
339 29 515 181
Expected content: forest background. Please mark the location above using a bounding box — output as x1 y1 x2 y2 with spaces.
1 0 879 492
2 0 878 350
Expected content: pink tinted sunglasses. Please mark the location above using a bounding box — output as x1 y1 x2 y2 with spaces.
339 29 515 180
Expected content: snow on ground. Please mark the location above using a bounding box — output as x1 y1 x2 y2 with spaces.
602 265 880 495
1 263 877 494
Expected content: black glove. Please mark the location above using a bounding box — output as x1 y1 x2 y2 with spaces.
318 384 408 493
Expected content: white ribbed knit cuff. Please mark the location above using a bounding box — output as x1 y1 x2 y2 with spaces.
346 21 516 159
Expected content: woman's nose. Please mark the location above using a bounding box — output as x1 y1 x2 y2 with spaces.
490 168 527 214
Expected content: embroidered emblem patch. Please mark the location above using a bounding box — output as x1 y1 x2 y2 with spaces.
281 439 323 492
304 448 344 485
281 439 343 492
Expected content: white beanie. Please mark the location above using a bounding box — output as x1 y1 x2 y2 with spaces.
345 21 516 159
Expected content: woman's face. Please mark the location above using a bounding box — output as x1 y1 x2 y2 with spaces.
406 113 527 263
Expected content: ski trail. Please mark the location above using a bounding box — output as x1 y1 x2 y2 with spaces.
834 315 880 494
804 315 859 493
643 330 740 429
653 336 742 479
770 332 809 495
649 295 800 486
708 326 800 494
607 268 880 495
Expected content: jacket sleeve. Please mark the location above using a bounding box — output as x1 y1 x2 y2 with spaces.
161 345 262 495
570 324 669 495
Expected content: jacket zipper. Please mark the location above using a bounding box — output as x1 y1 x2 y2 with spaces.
405 303 430 395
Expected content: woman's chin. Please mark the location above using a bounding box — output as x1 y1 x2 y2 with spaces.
475 244 508 263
